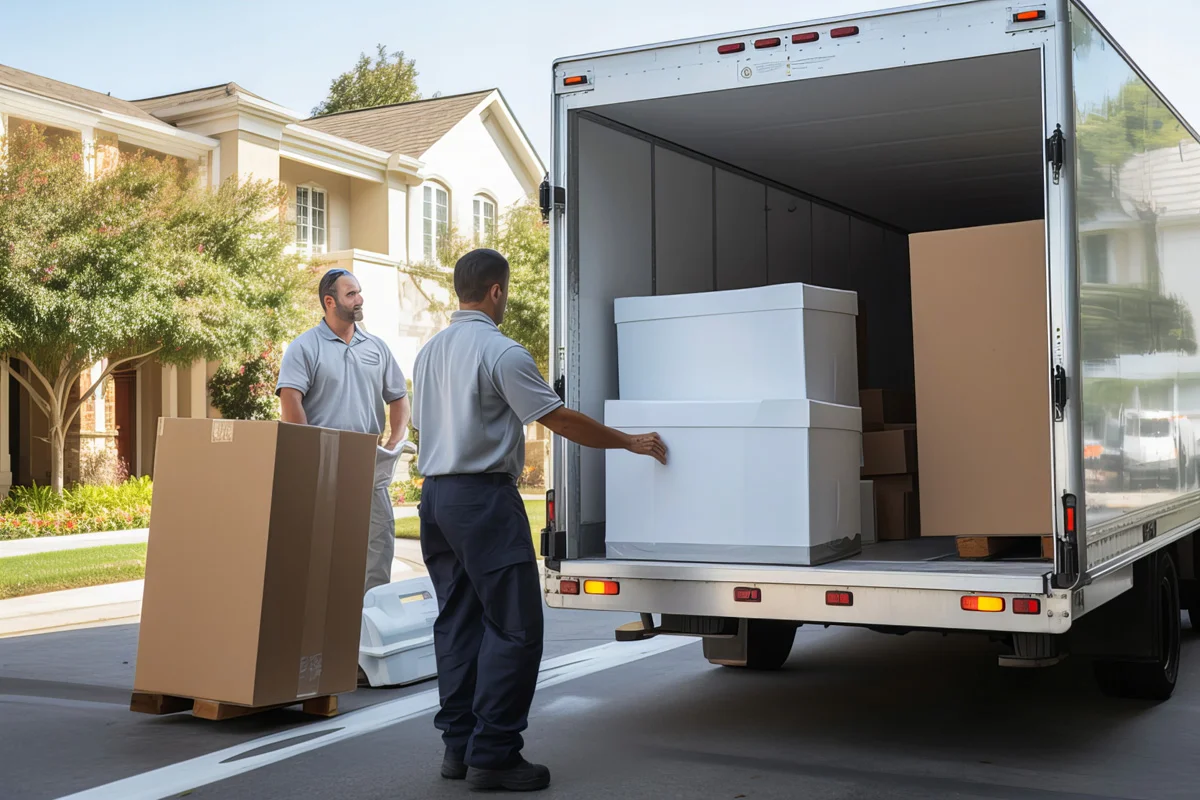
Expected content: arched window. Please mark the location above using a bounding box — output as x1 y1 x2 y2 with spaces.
473 194 497 245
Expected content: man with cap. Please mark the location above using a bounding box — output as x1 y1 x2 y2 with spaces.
277 267 411 595
412 248 667 792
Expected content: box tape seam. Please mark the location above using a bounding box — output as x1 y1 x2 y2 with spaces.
297 430 339 699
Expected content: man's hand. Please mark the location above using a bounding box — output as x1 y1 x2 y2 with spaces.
624 432 667 465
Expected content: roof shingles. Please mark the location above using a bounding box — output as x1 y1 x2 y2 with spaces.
299 91 493 158
0 63 169 127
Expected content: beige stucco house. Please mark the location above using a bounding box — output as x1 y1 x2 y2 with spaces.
0 64 545 496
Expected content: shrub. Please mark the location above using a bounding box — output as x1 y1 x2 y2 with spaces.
208 349 282 420
79 446 129 487
0 476 153 540
390 478 423 506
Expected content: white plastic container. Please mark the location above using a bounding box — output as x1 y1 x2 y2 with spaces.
615 283 858 404
604 399 862 565
359 576 439 688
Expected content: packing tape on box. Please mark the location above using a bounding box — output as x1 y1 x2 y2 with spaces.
297 430 339 698
211 420 235 443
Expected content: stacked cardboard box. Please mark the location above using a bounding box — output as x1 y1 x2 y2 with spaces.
859 389 920 541
133 418 377 710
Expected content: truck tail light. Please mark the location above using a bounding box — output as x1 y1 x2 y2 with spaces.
734 587 762 602
584 580 620 596
546 489 556 528
717 42 745 54
754 37 781 49
830 26 860 39
826 591 853 606
559 579 580 595
961 595 1005 612
1012 598 1041 615
792 32 819 44
1014 10 1046 22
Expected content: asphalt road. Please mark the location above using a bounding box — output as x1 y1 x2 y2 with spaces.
3 611 1200 800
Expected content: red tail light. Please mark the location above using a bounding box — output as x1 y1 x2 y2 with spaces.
734 587 762 602
825 591 853 606
792 32 820 44
754 37 781 49
559 579 580 595
717 42 746 55
830 26 860 39
1013 598 1041 615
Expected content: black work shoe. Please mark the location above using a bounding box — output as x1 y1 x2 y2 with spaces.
466 759 551 792
442 750 468 780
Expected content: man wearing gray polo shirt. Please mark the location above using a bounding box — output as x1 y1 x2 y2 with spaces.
277 268 411 594
413 249 665 792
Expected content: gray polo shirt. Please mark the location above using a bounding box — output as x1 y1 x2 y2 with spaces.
276 320 407 436
413 310 562 479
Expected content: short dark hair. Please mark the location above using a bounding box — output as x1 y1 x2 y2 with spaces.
319 268 352 309
454 249 509 303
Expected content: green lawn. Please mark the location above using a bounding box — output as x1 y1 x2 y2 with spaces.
395 500 546 554
0 543 147 600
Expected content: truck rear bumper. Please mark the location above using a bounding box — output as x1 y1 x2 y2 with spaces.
542 558 1113 635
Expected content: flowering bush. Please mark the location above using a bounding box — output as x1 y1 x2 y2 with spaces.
389 478 423 506
0 477 152 540
208 349 282 420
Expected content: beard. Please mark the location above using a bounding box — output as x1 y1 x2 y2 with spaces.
335 302 363 323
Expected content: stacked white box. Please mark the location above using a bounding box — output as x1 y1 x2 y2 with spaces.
606 282 863 566
614 283 859 404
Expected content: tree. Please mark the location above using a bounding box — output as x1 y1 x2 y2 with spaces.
208 349 283 420
311 44 420 117
0 125 316 493
495 202 550 376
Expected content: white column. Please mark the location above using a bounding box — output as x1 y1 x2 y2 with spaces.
161 364 178 419
189 360 207 419
0 361 12 497
209 144 221 189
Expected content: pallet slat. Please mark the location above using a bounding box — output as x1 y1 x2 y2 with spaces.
130 692 339 721
955 535 1053 561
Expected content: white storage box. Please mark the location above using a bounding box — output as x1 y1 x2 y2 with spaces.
615 283 858 404
359 576 439 688
605 399 862 565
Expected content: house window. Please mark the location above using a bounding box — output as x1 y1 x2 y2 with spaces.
296 186 327 255
423 184 449 262
473 196 496 244
1083 234 1110 284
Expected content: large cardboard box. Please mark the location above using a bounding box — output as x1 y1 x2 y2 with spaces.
861 429 918 477
134 418 377 708
860 389 916 432
874 475 920 541
909 220 1052 537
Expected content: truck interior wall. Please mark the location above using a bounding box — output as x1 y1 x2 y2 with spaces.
574 114 912 529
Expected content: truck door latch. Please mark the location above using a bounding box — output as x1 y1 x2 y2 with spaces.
1046 124 1065 185
1052 365 1068 422
553 375 566 403
539 174 566 222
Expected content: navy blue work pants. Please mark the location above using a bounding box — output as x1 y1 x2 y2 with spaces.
419 474 544 769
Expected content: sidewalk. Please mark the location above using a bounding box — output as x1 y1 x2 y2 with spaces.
0 529 150 558
0 540 430 638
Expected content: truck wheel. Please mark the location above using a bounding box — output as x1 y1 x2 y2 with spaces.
742 620 797 670
1093 551 1181 701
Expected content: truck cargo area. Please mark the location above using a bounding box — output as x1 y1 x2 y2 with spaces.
563 48 1054 578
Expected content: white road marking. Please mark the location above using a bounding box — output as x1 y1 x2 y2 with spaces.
61 636 695 800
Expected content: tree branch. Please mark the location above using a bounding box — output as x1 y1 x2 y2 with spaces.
64 347 162 431
17 354 57 408
7 365 52 417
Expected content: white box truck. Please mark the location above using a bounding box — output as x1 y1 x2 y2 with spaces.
537 0 1200 700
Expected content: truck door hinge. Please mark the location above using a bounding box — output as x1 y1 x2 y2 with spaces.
1046 124 1065 185
539 174 565 223
553 375 566 403
1052 365 1068 422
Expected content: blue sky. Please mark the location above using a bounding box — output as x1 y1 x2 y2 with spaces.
1 0 1198 161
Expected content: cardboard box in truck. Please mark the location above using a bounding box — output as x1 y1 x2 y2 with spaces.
860 389 916 432
861 428 918 477
909 220 1051 537
134 418 377 708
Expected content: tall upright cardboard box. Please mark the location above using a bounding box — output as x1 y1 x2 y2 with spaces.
909 220 1052 537
134 419 377 708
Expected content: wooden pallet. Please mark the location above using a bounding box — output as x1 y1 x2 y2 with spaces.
955 535 1054 561
130 691 338 721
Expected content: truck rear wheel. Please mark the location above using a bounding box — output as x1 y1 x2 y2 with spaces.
1093 551 1181 701
735 620 797 670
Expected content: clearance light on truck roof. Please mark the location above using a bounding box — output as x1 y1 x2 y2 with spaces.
826 591 854 606
584 580 620 596
754 37 781 49
717 42 746 55
1012 598 1041 615
734 587 762 602
559 579 580 595
792 32 820 44
1013 10 1046 22
961 595 1005 613
563 75 589 87
830 26 860 39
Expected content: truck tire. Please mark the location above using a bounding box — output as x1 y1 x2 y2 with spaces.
1093 551 1181 701
742 620 797 671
